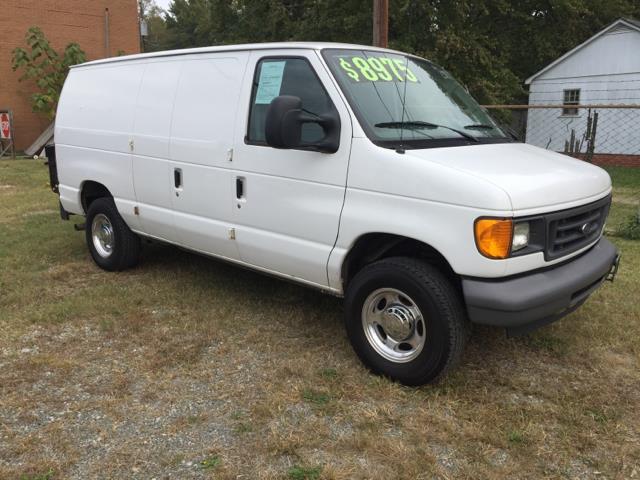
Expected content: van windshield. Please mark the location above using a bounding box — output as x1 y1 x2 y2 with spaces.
322 49 511 149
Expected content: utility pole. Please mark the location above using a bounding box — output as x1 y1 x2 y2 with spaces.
372 0 389 48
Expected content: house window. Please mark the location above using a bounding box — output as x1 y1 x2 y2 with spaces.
562 89 580 116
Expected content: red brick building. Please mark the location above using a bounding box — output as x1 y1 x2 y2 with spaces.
0 1 141 151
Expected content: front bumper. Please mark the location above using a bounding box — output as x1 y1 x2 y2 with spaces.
462 237 619 335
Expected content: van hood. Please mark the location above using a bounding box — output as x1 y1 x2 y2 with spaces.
407 142 611 211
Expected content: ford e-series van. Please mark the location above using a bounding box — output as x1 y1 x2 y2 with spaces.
48 42 620 385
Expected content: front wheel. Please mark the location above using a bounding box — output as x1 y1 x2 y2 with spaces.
85 197 141 271
344 257 467 386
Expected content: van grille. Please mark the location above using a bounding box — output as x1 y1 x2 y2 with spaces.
545 196 611 260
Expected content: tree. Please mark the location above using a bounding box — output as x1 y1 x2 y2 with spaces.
163 0 372 49
152 0 640 104
164 0 243 48
12 27 86 119
139 0 170 52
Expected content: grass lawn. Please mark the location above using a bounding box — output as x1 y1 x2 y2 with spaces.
606 166 640 234
1 159 639 479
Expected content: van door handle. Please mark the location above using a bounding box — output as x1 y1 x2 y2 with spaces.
174 168 182 189
236 177 245 199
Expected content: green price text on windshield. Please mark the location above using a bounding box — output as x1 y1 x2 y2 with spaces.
338 56 418 83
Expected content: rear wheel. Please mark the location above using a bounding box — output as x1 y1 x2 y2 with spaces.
344 257 467 385
85 197 140 271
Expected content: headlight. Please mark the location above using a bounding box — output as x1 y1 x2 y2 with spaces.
512 222 530 252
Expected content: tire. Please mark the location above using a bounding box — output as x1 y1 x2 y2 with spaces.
85 197 141 271
344 257 467 386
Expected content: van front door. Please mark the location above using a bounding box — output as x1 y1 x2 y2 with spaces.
231 50 352 287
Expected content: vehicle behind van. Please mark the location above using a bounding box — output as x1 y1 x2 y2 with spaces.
49 42 620 385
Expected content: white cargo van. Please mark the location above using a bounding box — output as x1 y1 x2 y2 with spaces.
48 42 620 385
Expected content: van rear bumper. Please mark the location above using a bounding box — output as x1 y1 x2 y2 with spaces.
462 238 619 335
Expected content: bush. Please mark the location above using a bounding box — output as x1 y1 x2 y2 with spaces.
617 210 640 240
12 27 85 118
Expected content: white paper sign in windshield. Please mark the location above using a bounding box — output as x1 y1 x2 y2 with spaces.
255 61 286 104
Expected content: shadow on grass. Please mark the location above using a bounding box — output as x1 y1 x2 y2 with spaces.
137 240 344 328
136 241 571 380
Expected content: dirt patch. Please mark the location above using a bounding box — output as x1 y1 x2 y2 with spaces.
22 209 58 217
613 194 640 206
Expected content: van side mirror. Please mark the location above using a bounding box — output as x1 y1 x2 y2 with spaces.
265 95 340 153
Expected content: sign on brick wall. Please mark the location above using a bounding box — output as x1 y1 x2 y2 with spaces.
0 112 11 139
0 110 15 158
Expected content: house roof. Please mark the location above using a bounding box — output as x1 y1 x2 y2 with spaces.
624 17 640 29
525 18 640 84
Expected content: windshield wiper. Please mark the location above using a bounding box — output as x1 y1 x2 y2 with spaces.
375 121 479 142
465 123 519 141
464 123 497 130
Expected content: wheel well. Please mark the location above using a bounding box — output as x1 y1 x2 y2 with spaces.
81 181 112 213
342 233 460 292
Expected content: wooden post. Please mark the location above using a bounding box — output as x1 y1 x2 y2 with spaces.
10 110 15 159
373 0 389 48
587 111 598 163
569 129 576 155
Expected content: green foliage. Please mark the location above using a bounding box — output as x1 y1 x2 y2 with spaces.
139 0 171 52
302 388 331 405
617 211 640 240
199 455 221 469
603 166 640 192
507 429 525 444
524 332 568 355
320 367 338 379
389 0 640 103
163 0 371 49
13 2 638 113
288 465 322 480
157 0 640 104
235 421 253 433
12 27 86 118
19 469 55 480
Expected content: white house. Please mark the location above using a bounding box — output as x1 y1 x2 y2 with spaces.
525 18 640 155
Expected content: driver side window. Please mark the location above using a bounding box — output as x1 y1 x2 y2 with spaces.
247 57 334 145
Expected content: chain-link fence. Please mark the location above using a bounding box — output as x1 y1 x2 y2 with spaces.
484 104 640 165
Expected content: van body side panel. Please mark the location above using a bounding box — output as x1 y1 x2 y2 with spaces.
327 137 609 288
328 188 512 290
168 53 250 259
132 59 182 241
55 64 145 228
57 185 82 215
327 137 514 289
230 49 353 286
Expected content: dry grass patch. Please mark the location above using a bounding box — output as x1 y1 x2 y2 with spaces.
1 159 639 479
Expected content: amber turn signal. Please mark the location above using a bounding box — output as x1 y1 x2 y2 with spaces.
474 218 513 259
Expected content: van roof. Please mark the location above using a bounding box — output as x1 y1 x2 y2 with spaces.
74 42 405 68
